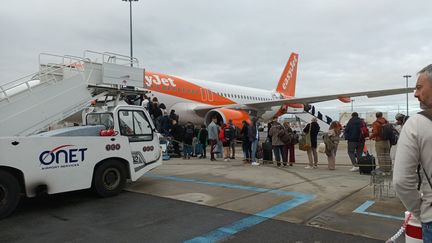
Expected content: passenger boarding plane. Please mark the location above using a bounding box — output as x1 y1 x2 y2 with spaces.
143 53 412 127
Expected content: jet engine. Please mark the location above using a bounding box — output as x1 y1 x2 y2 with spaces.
204 108 251 128
338 97 351 103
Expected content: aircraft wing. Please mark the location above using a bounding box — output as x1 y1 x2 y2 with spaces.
243 87 415 110
192 87 414 114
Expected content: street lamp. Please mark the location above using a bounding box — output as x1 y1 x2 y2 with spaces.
351 99 355 112
403 75 412 116
122 0 138 67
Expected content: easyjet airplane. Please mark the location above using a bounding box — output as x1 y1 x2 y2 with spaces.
143 53 412 127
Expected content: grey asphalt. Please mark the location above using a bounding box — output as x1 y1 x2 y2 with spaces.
0 190 381 243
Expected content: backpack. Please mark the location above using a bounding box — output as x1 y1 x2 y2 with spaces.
184 126 194 139
219 128 225 141
322 133 336 151
380 123 398 145
292 133 299 144
278 128 293 144
360 121 369 139
224 127 233 141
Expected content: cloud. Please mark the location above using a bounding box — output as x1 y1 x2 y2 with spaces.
1 0 431 119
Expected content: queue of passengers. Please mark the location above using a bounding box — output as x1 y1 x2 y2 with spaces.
141 95 403 173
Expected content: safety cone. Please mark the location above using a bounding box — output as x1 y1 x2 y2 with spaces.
405 211 422 243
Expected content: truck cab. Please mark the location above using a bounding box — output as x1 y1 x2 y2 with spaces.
84 105 162 177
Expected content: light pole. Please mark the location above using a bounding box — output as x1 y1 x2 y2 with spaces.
351 99 355 112
123 0 138 67
403 75 412 116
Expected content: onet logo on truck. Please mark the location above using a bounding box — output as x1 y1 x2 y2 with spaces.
39 145 88 170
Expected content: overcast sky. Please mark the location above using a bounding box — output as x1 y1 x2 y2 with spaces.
1 0 431 120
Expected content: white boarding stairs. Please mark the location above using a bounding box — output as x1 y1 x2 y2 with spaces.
0 51 147 137
291 112 330 132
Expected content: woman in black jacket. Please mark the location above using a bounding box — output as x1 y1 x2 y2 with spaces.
303 118 320 168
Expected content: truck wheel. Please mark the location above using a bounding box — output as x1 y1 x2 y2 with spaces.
93 160 127 197
0 171 21 219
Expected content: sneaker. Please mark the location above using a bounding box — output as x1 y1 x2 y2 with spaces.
251 162 260 166
224 158 228 162
230 157 235 159
313 165 318 169
305 166 313 169
350 166 359 172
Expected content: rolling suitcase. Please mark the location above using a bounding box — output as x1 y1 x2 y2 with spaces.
262 140 273 163
358 152 376 175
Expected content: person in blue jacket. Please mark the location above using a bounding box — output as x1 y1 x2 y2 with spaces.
343 112 363 172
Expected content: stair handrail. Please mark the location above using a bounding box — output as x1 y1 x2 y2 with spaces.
83 50 139 67
0 54 91 102
103 51 139 67
0 71 43 101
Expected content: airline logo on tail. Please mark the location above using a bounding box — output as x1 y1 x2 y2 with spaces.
276 53 298 98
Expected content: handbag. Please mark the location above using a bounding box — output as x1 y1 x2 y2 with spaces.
318 142 326 153
299 129 311 151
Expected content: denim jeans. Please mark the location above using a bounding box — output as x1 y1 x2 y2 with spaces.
251 140 258 162
273 145 283 163
242 141 251 160
347 141 363 166
183 144 192 158
423 221 432 243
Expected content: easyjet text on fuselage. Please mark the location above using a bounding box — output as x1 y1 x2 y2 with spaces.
145 74 177 87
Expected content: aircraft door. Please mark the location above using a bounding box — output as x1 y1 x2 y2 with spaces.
207 90 214 102
200 88 207 101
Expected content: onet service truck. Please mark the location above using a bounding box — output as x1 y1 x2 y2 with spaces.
0 51 162 218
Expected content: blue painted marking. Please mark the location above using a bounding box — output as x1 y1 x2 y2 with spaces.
353 200 404 221
145 174 315 243
145 174 313 198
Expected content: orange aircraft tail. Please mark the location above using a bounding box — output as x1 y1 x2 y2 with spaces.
275 53 298 98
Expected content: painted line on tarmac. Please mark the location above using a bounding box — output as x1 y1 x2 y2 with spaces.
145 174 315 243
353 200 404 221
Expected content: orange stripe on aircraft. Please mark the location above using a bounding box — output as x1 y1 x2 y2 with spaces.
144 71 236 106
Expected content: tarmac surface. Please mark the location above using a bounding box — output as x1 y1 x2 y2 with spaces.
0 141 406 242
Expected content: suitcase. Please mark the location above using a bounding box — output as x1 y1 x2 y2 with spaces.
358 152 376 175
262 141 273 163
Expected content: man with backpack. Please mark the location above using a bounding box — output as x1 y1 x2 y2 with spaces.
370 112 392 172
220 123 234 161
208 117 219 161
183 122 195 159
228 119 237 159
394 64 432 240
343 112 363 172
